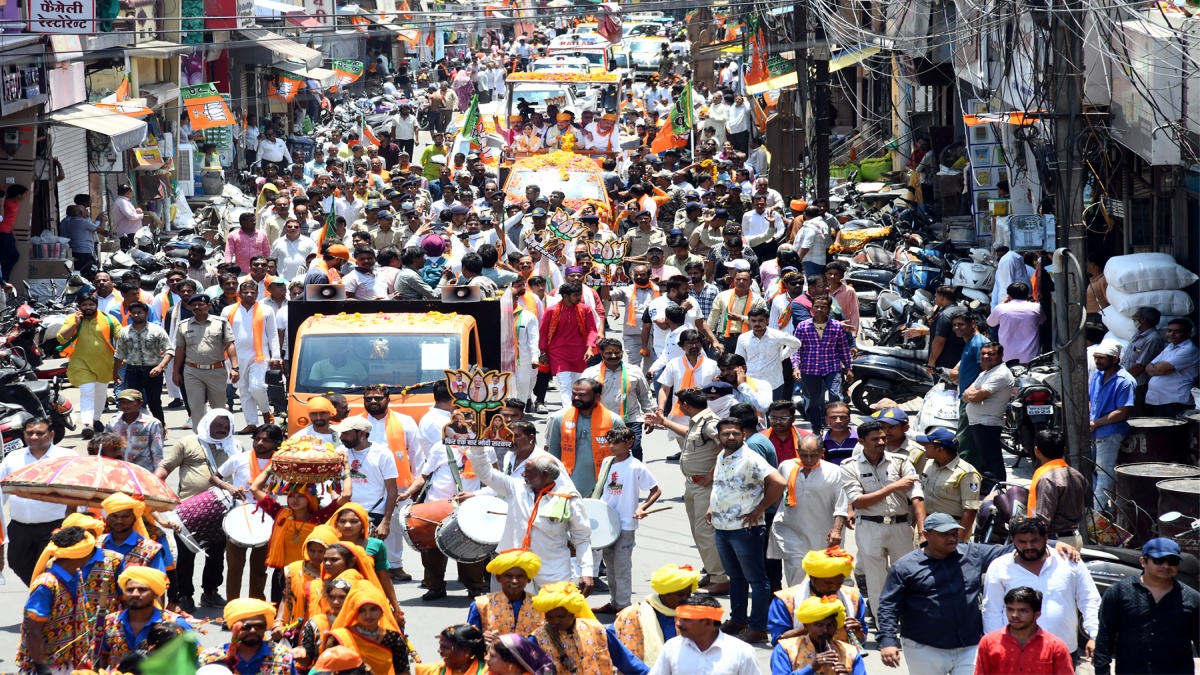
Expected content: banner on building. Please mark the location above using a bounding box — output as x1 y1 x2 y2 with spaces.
269 71 304 102
29 0 94 33
331 60 364 92
744 15 797 95
181 83 235 130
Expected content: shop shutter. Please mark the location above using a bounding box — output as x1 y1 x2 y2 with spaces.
51 126 89 220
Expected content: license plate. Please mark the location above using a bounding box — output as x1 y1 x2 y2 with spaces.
3 438 24 455
1027 405 1053 416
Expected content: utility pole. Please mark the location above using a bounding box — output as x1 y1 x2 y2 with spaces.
813 10 830 201
1049 0 1092 522
794 0 809 196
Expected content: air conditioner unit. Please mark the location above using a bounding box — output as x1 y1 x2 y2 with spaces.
176 144 195 197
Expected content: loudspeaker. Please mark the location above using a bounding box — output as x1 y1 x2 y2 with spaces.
441 285 482 303
305 284 346 301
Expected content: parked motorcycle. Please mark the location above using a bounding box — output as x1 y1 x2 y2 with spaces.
1002 352 1062 467
1083 512 1199 594
910 369 960 437
846 344 936 414
973 481 1029 544
951 248 996 307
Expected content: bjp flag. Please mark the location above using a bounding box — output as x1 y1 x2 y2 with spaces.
181 83 235 131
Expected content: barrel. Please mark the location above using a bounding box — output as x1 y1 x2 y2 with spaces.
1113 463 1200 546
1184 411 1200 455
1157 478 1200 555
1117 418 1192 465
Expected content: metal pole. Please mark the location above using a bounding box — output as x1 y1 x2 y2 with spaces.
813 16 830 201
794 0 810 196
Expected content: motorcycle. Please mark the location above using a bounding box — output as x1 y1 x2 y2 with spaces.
951 248 996 307
846 344 936 414
1002 352 1062 467
973 481 1029 544
1083 512 1199 594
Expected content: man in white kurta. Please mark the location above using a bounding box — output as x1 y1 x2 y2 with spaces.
656 334 720 446
222 282 280 432
768 436 849 586
360 389 421 577
468 446 594 591
512 303 541 405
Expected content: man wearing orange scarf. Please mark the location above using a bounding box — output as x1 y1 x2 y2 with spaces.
609 265 660 371
538 282 598 409
1027 430 1087 550
222 281 281 435
767 435 849 587
546 377 626 499
359 384 419 583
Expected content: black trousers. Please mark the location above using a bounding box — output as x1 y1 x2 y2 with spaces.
9 519 63 586
728 130 750 154
73 251 97 279
397 139 415 157
172 536 226 601
123 364 165 424
533 369 552 404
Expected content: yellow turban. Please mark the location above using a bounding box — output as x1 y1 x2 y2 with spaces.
802 547 855 579
650 564 701 596
224 598 276 627
102 492 150 541
486 549 541 580
531 581 596 621
794 595 846 627
31 531 97 582
307 396 336 415
556 113 572 122
119 566 169 601
61 513 106 539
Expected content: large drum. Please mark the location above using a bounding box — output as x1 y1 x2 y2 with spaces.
223 503 274 548
581 498 621 550
401 499 455 552
436 496 507 563
1114 463 1200 545
174 488 234 552
1118 418 1192 465
1158 478 1200 555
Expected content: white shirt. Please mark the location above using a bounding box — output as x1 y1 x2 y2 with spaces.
346 442 399 514
270 235 317 281
468 447 593 589
1145 340 1200 405
649 632 761 675
981 550 1102 653
647 295 700 353
598 456 659 530
794 221 830 266
735 328 801 389
391 113 417 141
0 444 76 533
364 411 420 488
418 407 453 460
421 442 493 501
223 303 280 363
255 137 290 164
292 424 335 445
770 292 802 335
513 308 541 368
768 459 849 557
218 451 272 490
342 267 389 300
725 101 753 134
740 209 775 239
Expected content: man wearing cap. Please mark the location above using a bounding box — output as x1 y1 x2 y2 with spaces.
531 581 649 674
917 428 981 537
99 492 167 573
468 549 545 640
610 563 701 665
18 525 102 673
98 567 192 668
105 390 165 472
1088 340 1135 509
771 595 867 675
870 407 927 473
1094 536 1200 675
305 242 350 286
651 593 761 674
173 293 238 429
624 210 669 259
840 418 924 620
200 598 296 674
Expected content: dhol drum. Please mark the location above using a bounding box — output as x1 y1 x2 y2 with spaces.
437 496 507 563
174 488 235 553
401 499 455 552
223 503 274 548
581 498 621 549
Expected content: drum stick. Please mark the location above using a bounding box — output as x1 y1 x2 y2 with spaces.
487 511 508 515
640 506 673 515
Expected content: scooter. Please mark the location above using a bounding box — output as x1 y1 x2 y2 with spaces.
846 344 935 415
1003 352 1062 467
951 248 996 306
1083 512 1199 594
910 368 960 437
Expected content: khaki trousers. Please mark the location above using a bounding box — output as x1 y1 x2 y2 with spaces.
184 365 228 429
855 519 915 618
226 540 268 600
683 479 727 583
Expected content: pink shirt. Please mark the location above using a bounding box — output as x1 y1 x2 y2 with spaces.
224 229 270 272
830 282 861 333
987 299 1043 364
113 196 143 235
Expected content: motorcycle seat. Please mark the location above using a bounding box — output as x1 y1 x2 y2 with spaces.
22 380 50 397
1084 545 1199 578
34 366 66 378
860 345 929 361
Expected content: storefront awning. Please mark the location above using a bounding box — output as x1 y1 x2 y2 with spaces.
140 82 180 107
274 61 338 88
48 103 148 152
135 40 191 59
829 44 881 72
237 27 322 67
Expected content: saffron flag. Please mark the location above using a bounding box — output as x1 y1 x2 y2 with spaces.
115 74 131 102
181 83 235 131
315 208 338 250
746 16 770 88
331 60 364 93
651 81 695 153
270 71 305 103
362 124 380 147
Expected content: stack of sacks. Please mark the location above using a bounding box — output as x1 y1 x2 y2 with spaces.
1101 253 1197 340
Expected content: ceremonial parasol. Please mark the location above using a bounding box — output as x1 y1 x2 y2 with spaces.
0 455 181 512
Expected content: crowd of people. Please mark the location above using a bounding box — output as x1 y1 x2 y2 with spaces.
20 11 1200 675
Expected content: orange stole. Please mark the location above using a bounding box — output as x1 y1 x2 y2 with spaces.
560 404 615 478
282 560 318 624
328 627 395 675
373 412 414 488
227 302 268 361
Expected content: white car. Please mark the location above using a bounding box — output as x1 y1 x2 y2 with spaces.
510 82 598 115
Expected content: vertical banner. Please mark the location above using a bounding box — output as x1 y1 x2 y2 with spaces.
181 83 236 130
596 2 621 44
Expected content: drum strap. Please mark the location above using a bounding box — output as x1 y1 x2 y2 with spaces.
590 456 615 500
446 445 465 494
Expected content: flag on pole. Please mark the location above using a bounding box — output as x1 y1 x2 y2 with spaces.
331 60 364 93
115 74 131 102
362 124 380 147
458 94 483 146
651 82 695 153
269 71 304 103
315 208 338 250
181 83 235 130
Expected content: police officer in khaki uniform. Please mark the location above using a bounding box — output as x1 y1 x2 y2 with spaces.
172 294 238 429
916 428 982 539
872 408 930 475
646 387 729 594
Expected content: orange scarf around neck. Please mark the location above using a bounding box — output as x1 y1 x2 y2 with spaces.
375 412 413 489
560 404 614 478
228 302 267 361
1027 458 1069 513
669 355 705 416
629 283 659 326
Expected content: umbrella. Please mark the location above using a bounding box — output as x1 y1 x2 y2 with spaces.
1 455 181 512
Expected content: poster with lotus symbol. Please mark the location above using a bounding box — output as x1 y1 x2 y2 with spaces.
585 239 630 287
443 367 514 449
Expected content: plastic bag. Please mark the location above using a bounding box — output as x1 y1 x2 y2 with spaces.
173 186 193 229
1104 252 1199 293
1106 287 1194 318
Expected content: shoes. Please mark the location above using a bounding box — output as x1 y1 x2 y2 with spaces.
199 591 226 608
697 582 729 595
535 404 548 414
719 620 747 635
735 629 769 644
665 452 681 462
184 419 193 429
166 398 185 409
238 425 257 435
591 578 609 592
388 568 412 582
421 588 447 601
81 428 95 440
467 588 489 597
591 603 621 614
176 597 196 613
93 421 104 432
699 574 712 587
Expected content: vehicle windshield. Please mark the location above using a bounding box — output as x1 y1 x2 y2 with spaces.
507 168 604 201
570 52 606 66
532 61 589 73
612 52 629 68
511 85 573 106
295 333 461 393
629 40 662 53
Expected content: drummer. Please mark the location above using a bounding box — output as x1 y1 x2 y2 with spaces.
293 396 337 444
216 423 284 603
274 524 341 638
467 549 546 641
99 492 168 574
402 411 497 602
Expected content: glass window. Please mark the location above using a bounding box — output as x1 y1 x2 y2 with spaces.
294 333 461 393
